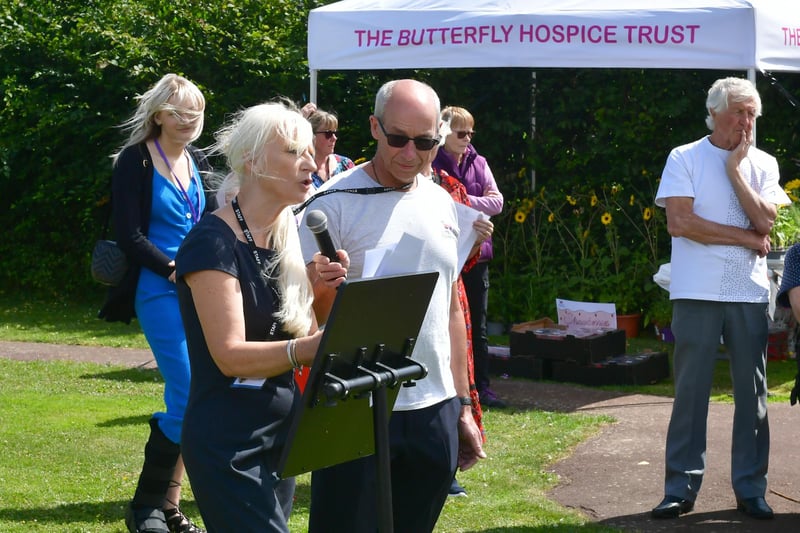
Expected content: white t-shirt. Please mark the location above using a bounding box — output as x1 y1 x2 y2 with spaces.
299 167 460 410
655 136 789 302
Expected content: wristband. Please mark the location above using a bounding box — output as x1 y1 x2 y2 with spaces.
458 396 472 406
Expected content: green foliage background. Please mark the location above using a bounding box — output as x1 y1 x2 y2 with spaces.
2 1 799 323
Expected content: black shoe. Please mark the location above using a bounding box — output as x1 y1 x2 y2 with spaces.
651 495 694 519
479 388 507 408
448 477 467 497
737 497 774 519
164 507 206 533
125 503 169 533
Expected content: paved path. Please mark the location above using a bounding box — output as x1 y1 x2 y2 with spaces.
0 340 156 369
4 341 800 531
491 378 800 532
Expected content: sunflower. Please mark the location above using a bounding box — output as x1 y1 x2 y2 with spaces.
547 212 555 223
785 178 800 192
590 194 598 207
566 195 577 206
601 212 613 225
643 207 653 221
521 198 535 212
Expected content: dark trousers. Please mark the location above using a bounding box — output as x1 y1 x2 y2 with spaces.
463 261 491 392
308 398 460 533
664 300 769 501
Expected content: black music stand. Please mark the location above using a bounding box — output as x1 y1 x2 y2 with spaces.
276 270 439 533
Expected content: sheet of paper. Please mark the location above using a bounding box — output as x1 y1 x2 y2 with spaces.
374 233 424 277
455 203 483 272
363 246 392 278
363 208 476 278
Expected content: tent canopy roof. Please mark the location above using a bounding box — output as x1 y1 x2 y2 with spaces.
308 0 800 72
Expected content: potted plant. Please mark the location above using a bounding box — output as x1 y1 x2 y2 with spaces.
644 290 673 342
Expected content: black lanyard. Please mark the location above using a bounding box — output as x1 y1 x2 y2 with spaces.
231 196 263 268
231 196 282 337
291 183 412 215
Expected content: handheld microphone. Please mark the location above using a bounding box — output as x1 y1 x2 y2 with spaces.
306 210 340 262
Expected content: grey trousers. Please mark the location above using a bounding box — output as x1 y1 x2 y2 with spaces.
664 299 770 501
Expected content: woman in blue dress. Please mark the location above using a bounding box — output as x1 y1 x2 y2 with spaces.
175 101 333 531
102 73 212 533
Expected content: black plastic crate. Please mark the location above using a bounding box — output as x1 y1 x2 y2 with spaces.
551 352 670 386
510 328 626 365
489 352 553 380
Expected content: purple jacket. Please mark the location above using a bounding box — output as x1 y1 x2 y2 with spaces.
433 144 504 261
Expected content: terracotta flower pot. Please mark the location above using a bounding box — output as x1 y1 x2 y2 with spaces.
616 313 641 339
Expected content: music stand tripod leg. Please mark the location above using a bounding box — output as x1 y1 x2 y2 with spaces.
373 385 394 533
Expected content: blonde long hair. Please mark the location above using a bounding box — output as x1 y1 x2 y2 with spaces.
212 101 314 337
111 73 205 164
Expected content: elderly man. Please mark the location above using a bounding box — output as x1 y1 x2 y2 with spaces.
652 77 790 520
299 79 486 533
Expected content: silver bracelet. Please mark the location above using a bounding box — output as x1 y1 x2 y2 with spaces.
290 339 299 368
286 339 299 369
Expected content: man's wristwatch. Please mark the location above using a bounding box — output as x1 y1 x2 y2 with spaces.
458 396 472 406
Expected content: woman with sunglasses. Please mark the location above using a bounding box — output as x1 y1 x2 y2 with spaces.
432 106 505 412
426 133 491 498
100 73 213 533
300 103 355 188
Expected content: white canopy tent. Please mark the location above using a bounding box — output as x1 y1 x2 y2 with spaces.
307 0 800 101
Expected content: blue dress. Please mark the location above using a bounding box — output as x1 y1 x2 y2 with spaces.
134 163 205 443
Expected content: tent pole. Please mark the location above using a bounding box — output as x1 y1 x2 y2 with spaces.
748 68 757 146
310 69 318 104
530 70 537 190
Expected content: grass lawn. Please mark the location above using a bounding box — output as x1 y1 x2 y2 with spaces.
0 292 796 532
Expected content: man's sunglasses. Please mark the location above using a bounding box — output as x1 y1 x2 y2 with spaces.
376 118 440 151
454 130 475 139
315 130 338 139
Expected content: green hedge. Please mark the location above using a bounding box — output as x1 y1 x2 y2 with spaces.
0 0 316 295
2 1 799 326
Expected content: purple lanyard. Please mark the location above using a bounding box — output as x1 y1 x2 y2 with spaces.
154 139 200 223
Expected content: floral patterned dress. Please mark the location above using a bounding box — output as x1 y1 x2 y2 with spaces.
433 168 485 440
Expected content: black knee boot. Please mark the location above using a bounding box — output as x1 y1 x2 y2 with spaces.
126 417 179 533
133 417 180 507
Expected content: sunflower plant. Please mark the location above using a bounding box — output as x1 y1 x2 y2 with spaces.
490 177 670 323
770 178 800 251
